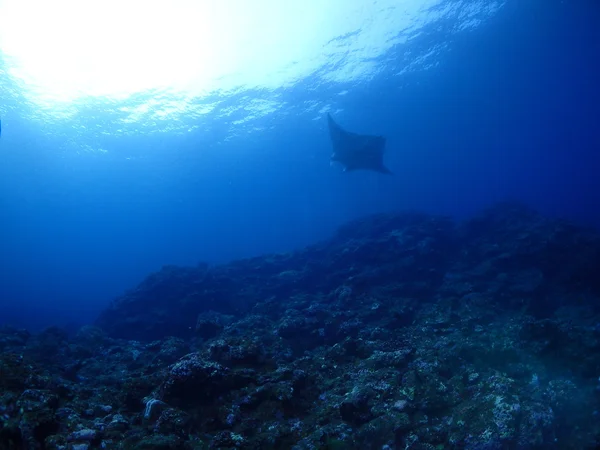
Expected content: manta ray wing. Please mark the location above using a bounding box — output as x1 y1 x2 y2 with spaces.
327 113 391 175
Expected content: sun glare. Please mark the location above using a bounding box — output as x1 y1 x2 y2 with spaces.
0 0 444 106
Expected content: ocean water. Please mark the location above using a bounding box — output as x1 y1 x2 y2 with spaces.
0 0 598 331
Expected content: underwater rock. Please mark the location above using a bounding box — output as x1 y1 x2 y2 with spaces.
2 203 600 448
158 353 232 408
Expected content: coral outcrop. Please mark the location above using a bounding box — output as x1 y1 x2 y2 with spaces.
2 203 600 449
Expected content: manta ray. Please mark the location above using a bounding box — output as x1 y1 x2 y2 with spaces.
327 113 391 175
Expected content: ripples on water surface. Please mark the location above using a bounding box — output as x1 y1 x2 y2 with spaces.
0 0 503 153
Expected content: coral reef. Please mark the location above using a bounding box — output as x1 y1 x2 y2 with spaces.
2 202 600 449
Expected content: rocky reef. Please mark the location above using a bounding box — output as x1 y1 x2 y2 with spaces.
2 202 600 449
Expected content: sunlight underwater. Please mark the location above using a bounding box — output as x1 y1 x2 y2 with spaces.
0 0 503 146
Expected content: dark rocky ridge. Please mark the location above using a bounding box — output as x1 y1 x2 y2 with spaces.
2 202 600 449
96 202 600 342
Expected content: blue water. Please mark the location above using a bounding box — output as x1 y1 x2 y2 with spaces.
0 0 598 330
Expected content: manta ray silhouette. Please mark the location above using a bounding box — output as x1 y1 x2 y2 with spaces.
327 113 391 175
